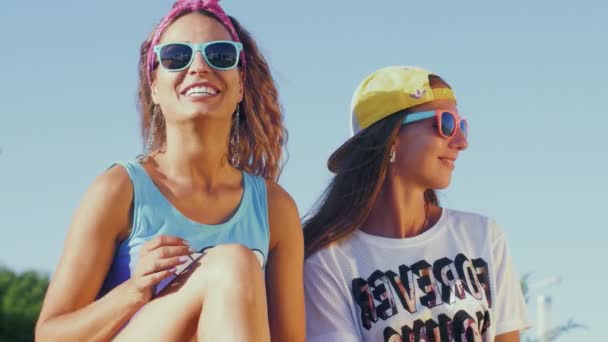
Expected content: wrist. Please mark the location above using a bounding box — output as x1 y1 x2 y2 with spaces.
121 279 149 309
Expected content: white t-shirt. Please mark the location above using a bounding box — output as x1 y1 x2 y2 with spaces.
304 209 529 342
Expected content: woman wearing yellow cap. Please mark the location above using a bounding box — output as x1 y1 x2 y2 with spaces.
303 66 528 341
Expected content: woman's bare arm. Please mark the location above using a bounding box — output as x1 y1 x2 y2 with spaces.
36 166 142 342
265 181 306 342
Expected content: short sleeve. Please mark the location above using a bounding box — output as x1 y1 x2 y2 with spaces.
304 258 361 342
491 222 530 335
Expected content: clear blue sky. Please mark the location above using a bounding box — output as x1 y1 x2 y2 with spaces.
1 0 606 340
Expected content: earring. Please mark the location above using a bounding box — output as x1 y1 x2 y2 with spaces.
230 104 241 167
389 150 396 163
146 105 161 155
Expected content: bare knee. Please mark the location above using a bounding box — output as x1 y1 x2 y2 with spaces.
207 243 261 265
187 244 265 299
203 244 263 280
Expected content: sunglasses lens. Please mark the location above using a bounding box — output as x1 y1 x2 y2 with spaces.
460 120 468 138
159 44 193 70
205 42 239 69
440 112 456 137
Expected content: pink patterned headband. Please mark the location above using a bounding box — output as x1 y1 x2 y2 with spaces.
146 0 244 86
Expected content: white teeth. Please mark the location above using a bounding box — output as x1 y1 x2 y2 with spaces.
186 86 218 96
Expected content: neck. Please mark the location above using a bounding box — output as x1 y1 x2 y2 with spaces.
361 174 431 239
154 118 237 188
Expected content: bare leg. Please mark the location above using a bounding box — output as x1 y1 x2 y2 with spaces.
114 244 270 342
197 245 269 341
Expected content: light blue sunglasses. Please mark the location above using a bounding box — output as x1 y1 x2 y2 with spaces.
153 40 243 72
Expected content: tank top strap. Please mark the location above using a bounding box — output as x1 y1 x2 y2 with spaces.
242 172 270 238
109 160 167 239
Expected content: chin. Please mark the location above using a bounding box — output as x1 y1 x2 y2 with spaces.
430 176 452 190
189 110 212 118
180 108 217 120
431 183 450 190
191 105 233 120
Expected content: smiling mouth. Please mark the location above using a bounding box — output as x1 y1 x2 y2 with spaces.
439 158 455 169
184 86 219 97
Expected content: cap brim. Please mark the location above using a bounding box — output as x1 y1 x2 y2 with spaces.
327 131 366 174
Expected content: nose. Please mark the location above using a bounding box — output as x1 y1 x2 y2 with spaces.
188 50 212 74
448 127 468 151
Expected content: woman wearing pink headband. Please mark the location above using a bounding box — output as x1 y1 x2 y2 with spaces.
36 1 305 341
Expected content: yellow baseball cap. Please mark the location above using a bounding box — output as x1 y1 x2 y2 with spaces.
329 66 457 172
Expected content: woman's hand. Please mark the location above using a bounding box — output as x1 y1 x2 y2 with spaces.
129 235 193 302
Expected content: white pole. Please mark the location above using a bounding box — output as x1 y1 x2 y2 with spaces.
536 295 552 342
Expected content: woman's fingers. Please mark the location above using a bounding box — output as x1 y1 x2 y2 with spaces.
141 235 189 253
141 255 191 276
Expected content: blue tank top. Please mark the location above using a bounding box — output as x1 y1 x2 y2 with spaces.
98 160 270 297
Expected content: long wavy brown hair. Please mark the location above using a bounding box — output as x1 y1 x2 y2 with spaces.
303 85 451 257
137 10 286 181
